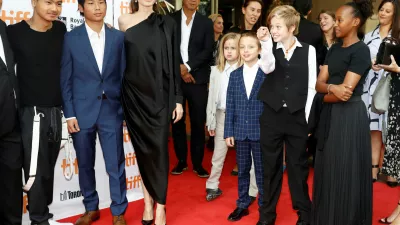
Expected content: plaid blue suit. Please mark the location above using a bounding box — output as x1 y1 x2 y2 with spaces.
224 66 265 209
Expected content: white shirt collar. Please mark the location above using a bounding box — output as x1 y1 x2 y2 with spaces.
224 62 238 72
182 9 196 22
243 63 259 73
85 22 105 38
276 37 302 50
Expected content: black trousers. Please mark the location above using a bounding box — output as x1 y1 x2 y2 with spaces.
259 105 311 223
19 106 61 224
171 83 208 169
0 125 23 225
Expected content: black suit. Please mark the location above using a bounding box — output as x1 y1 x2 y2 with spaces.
0 19 22 225
296 17 327 69
170 10 214 169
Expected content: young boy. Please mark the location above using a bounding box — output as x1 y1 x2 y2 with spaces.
7 0 72 224
60 0 127 224
257 5 316 225
224 31 275 222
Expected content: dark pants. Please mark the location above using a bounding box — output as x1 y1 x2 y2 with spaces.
236 140 263 209
72 99 127 216
19 106 61 224
171 83 208 169
0 126 23 225
259 106 311 223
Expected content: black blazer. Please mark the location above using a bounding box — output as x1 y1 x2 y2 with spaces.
296 17 327 69
170 10 214 84
0 19 18 138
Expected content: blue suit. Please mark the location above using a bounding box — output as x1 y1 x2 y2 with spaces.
60 24 127 215
224 66 265 209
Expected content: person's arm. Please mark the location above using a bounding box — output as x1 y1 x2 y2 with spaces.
259 37 275 74
306 45 317 122
60 34 75 119
206 68 217 131
172 20 183 104
185 18 214 72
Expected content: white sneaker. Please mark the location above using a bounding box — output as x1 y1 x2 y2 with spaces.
48 219 73 225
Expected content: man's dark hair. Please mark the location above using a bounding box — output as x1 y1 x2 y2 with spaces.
78 0 85 16
292 0 312 17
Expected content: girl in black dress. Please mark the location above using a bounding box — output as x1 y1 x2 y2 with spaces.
312 0 373 224
118 1 184 225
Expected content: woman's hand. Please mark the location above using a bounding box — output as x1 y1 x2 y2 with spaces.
371 58 381 71
225 137 235 147
257 26 271 42
378 55 400 74
172 103 184 124
330 84 353 101
209 130 215 136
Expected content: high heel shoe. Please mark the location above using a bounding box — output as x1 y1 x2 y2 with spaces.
387 181 398 188
379 202 400 224
142 219 154 225
372 165 380 183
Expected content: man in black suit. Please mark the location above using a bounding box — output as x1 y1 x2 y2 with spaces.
0 0 23 223
293 0 326 167
170 0 214 178
293 0 326 68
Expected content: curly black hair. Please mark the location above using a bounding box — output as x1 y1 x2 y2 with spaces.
344 0 374 28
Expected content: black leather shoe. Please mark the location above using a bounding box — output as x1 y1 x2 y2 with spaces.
171 162 188 175
256 220 275 225
250 196 257 205
193 167 209 178
141 219 153 225
227 207 249 221
206 188 222 201
296 218 310 225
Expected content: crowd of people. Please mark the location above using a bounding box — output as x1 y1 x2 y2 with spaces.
0 0 400 225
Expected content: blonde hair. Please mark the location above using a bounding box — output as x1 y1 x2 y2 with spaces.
216 33 243 72
267 5 301 35
208 14 222 23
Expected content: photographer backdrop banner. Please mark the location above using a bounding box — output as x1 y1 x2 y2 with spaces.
0 0 143 224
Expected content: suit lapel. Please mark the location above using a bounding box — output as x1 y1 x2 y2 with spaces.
249 68 263 100
188 13 199 46
80 25 101 76
237 67 247 99
0 24 12 72
102 26 114 75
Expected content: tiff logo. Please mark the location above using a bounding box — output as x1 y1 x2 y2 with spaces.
125 152 136 167
1 10 31 25
61 158 79 176
126 175 141 190
60 190 82 201
120 1 131 15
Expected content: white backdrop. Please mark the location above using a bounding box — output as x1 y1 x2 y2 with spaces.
0 1 143 224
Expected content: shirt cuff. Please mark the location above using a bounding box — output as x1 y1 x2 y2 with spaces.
66 117 76 121
184 63 191 72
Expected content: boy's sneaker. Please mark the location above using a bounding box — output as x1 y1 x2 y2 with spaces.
206 188 222 201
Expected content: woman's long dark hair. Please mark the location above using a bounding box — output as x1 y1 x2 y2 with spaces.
380 0 400 40
239 0 264 32
130 0 158 13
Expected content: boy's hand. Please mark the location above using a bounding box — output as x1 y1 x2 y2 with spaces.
209 130 215 136
257 26 271 42
226 137 235 147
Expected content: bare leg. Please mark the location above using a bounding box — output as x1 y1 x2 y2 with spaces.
380 200 400 224
141 181 154 221
155 203 166 225
371 131 383 179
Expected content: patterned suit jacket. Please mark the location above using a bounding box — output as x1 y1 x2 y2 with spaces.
224 66 265 141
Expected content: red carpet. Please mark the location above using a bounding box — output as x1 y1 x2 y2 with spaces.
60 140 399 225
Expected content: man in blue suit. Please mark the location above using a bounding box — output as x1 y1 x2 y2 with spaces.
60 1 127 225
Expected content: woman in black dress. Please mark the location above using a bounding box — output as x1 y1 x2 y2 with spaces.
312 0 373 224
118 1 184 224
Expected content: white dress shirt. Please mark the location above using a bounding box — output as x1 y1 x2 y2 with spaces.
180 10 195 72
258 37 275 74
276 37 317 122
85 22 105 73
218 62 237 109
243 63 260 99
67 23 106 121
0 35 7 67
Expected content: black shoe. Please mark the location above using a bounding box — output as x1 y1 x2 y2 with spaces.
372 165 380 183
256 220 275 225
206 188 222 201
193 167 209 178
142 219 153 225
231 170 238 176
387 181 398 188
227 207 249 221
171 162 188 175
296 218 310 225
249 196 257 205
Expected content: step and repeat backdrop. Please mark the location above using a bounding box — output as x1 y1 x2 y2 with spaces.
1 0 143 224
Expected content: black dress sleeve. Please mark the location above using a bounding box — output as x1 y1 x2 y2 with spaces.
348 44 371 77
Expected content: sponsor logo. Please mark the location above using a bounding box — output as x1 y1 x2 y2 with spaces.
60 190 82 201
62 0 77 3
125 152 137 167
23 194 28 214
123 127 131 142
61 158 79 176
126 175 141 190
119 1 131 15
1 10 31 25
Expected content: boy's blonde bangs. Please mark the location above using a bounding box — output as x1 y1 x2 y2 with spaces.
267 5 301 35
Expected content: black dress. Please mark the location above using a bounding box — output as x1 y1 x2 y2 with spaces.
311 42 372 225
122 13 182 204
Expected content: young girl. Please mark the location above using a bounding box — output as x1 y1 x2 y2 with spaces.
225 31 274 222
206 33 242 201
